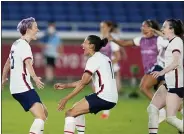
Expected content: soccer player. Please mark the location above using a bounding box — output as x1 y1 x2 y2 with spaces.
148 19 184 134
107 19 169 122
100 21 125 119
54 35 118 134
2 17 48 134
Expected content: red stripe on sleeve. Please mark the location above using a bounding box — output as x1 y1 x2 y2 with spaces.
22 73 31 90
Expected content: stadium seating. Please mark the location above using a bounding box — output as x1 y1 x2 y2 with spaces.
2 1 184 31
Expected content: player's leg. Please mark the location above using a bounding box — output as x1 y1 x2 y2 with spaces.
139 74 157 100
64 98 90 134
101 71 120 119
166 90 183 132
147 85 167 134
29 102 48 134
75 115 85 134
72 101 86 134
45 56 55 83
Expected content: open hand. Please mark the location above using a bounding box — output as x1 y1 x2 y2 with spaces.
151 71 164 78
33 77 44 89
58 98 68 111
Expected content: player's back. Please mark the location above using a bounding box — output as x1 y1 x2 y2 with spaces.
90 52 118 103
9 39 33 94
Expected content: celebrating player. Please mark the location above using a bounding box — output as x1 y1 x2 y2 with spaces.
54 35 118 134
2 17 48 134
107 19 169 122
148 19 184 134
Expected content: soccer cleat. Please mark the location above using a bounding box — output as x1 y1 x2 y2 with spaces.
100 113 109 119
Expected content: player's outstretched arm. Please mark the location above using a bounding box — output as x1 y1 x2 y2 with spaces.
25 59 44 89
2 58 10 88
153 28 165 37
54 80 81 90
107 34 134 47
57 72 91 111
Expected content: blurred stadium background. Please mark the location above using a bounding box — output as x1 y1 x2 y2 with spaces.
1 1 183 134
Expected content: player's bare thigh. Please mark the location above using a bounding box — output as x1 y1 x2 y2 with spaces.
140 74 158 89
66 98 90 117
166 92 183 116
151 85 167 109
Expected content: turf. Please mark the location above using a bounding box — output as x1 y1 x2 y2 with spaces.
2 85 179 134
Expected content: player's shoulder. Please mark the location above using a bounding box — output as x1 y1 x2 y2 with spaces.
173 36 183 43
170 37 183 46
90 52 108 61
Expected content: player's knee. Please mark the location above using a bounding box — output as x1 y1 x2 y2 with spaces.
147 104 159 114
36 113 47 121
140 84 146 92
44 109 48 118
65 109 75 117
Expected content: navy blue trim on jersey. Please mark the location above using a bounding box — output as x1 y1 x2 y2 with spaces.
85 93 116 114
84 70 93 75
174 69 178 88
12 89 42 112
23 57 32 75
172 49 181 53
22 73 31 90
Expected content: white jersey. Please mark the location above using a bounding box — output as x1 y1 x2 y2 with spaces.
133 36 169 68
164 37 183 88
85 52 118 103
110 33 121 72
9 39 34 94
156 36 169 68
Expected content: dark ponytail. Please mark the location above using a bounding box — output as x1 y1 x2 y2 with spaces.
167 19 184 37
87 35 108 52
100 38 108 47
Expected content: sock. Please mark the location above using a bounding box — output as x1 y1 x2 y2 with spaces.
64 117 75 134
40 121 44 134
166 116 183 132
29 118 45 134
103 110 110 115
76 115 85 134
158 108 166 123
147 104 159 134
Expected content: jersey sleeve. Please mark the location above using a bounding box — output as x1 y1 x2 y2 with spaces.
157 36 169 50
84 57 99 75
20 43 33 62
133 36 141 46
171 37 183 53
110 42 120 52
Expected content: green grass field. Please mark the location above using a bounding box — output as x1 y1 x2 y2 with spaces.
2 85 179 134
